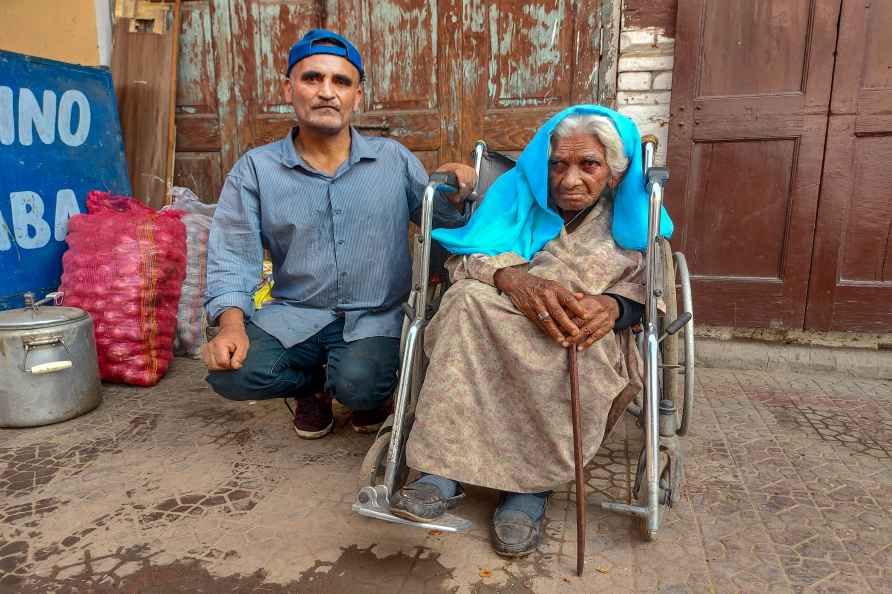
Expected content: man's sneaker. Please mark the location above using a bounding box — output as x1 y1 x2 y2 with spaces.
292 393 334 439
351 404 391 434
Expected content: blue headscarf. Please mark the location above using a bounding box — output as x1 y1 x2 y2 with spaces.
431 105 673 257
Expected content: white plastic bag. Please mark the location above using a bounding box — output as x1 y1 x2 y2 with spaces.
166 187 216 357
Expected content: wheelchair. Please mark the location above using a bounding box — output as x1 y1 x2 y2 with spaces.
353 136 695 541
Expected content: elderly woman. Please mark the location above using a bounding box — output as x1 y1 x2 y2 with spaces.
390 105 673 557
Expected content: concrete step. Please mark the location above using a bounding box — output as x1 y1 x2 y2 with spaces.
695 329 892 380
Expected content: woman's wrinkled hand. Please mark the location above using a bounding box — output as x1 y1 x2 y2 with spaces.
568 293 619 351
494 268 592 347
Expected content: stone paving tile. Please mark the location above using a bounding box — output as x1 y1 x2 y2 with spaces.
1 359 891 593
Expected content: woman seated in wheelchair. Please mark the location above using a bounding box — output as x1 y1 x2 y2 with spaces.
391 105 672 557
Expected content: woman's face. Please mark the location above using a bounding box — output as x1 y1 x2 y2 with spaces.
548 133 619 213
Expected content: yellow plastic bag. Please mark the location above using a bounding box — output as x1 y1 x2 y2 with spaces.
254 260 274 309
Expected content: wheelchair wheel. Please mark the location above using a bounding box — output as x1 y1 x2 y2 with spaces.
358 426 409 490
359 430 391 487
673 252 695 436
657 237 681 426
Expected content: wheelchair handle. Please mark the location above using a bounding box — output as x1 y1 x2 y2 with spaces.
642 135 659 172
658 312 692 343
430 171 459 194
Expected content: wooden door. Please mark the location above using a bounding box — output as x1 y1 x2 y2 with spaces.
331 0 463 171
173 0 239 202
174 0 618 194
459 0 614 158
805 1 892 332
666 0 841 328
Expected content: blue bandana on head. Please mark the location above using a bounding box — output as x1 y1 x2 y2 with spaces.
431 105 673 257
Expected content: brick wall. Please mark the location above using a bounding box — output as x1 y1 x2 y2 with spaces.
616 2 676 165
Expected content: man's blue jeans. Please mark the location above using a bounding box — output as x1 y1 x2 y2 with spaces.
206 319 399 411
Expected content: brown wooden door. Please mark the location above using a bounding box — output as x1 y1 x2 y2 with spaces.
666 0 841 328
174 0 239 202
459 0 609 158
805 1 892 332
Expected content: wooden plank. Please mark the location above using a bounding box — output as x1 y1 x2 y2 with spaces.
173 0 239 202
111 20 174 208
570 0 601 105
165 0 182 203
116 0 171 33
459 0 486 154
597 0 622 108
437 0 463 163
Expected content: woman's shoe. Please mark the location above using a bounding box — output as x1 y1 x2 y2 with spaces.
490 492 549 557
390 477 464 522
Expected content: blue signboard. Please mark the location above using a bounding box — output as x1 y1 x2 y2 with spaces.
0 49 131 309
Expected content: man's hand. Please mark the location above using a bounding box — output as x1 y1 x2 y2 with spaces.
568 293 620 351
494 268 593 347
201 309 250 370
433 163 478 209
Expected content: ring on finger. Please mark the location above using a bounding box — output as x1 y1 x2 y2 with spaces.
537 311 551 321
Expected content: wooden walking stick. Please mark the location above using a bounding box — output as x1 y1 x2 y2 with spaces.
568 346 585 576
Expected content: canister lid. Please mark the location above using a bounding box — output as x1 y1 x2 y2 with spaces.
0 306 89 330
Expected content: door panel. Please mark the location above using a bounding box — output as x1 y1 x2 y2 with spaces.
666 0 841 328
228 0 460 168
174 0 237 202
231 0 324 151
686 139 795 279
700 0 811 97
461 0 603 156
333 0 462 167
806 1 892 331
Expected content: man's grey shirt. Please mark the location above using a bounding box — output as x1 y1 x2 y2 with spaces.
205 127 466 347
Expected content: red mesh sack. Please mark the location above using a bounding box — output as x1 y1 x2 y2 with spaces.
61 191 187 386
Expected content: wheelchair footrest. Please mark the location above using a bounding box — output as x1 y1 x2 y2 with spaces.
352 501 472 533
601 501 648 517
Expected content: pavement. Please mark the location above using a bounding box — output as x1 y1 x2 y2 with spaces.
1 358 891 593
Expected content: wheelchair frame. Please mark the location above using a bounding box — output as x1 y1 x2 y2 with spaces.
353 137 695 541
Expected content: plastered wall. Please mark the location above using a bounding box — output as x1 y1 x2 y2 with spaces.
0 0 104 66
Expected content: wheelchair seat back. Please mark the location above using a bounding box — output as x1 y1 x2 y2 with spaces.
429 144 516 282
472 146 516 201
